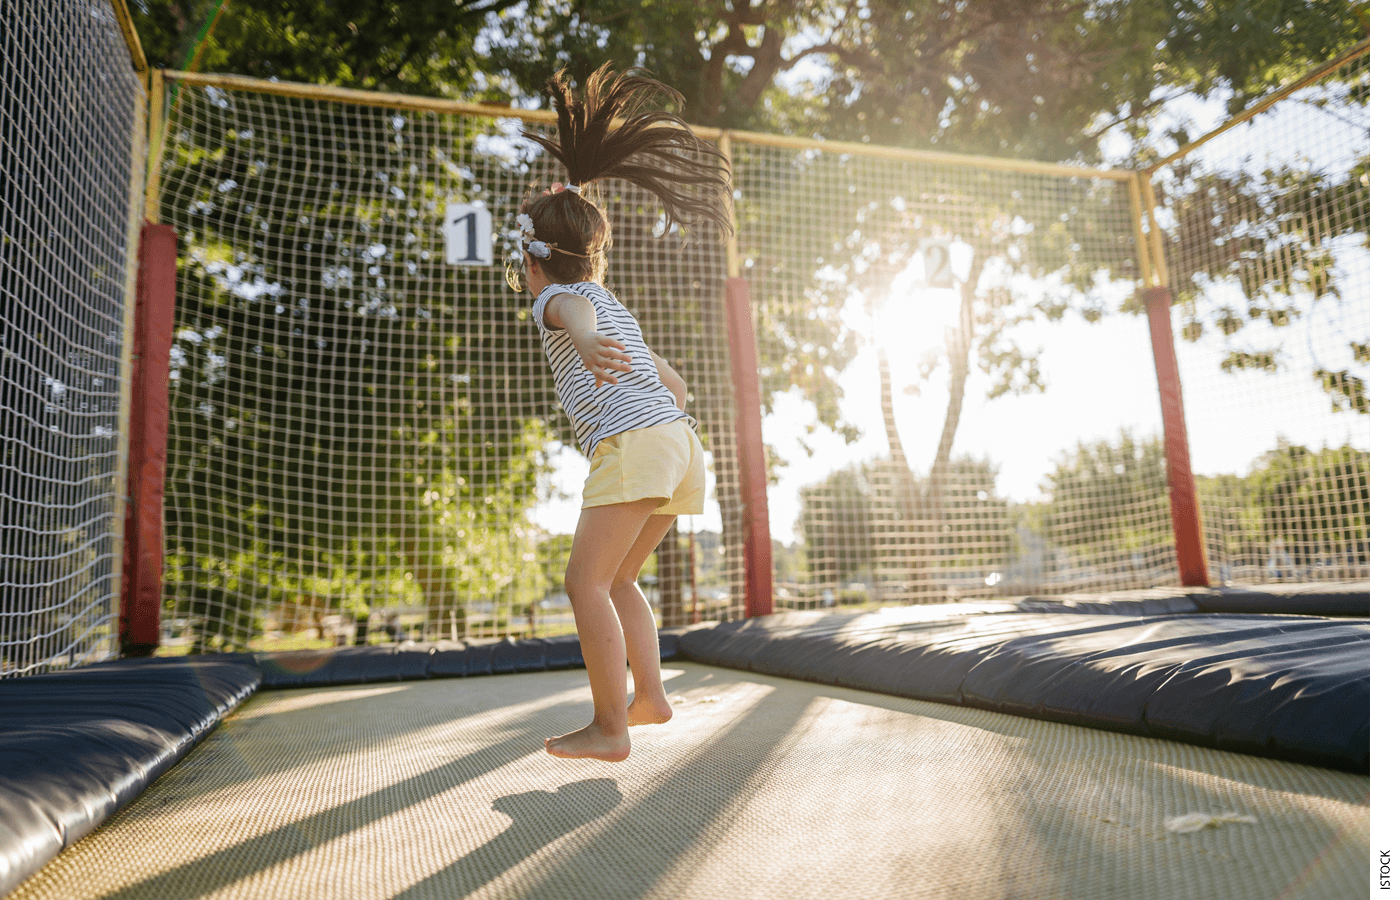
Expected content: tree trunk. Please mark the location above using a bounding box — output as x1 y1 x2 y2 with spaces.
930 252 986 512
872 348 926 601
405 538 460 640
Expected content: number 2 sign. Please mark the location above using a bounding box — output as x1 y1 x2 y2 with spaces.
921 237 954 289
444 203 493 266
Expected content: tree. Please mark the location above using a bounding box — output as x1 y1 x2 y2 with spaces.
152 79 584 645
798 465 872 588
129 0 522 98
1161 125 1369 413
1197 441 1368 579
1013 431 1176 590
1039 430 1171 544
1244 441 1368 567
798 454 1012 601
486 1 1367 155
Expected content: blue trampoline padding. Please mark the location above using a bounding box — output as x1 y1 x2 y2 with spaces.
0 656 260 897
1190 585 1369 617
1012 583 1368 618
425 641 499 678
1014 595 1201 616
259 631 684 687
677 609 1368 773
257 644 434 687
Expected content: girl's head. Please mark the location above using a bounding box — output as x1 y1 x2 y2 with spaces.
514 65 732 288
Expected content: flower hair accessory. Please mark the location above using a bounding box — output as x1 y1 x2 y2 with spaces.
514 211 590 260
515 213 552 259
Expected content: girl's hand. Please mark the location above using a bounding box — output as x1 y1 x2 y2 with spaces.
574 330 632 387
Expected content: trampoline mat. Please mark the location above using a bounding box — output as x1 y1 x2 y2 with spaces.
11 664 1367 900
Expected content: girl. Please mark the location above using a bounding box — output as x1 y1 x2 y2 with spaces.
513 66 731 761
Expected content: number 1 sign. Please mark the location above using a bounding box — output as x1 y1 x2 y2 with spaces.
444 203 493 266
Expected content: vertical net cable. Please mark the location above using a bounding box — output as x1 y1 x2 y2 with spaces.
0 0 145 675
1153 50 1369 584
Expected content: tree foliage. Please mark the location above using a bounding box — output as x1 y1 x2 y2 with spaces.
129 0 520 97
1198 440 1368 573
1162 142 1369 411
798 455 1012 596
485 0 1366 158
1033 430 1173 555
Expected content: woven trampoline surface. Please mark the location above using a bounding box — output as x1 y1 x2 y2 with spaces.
12 664 1366 900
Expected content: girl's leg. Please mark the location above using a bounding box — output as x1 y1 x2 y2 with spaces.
610 513 679 726
545 498 660 761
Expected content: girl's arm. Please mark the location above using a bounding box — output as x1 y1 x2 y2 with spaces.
650 350 687 411
543 292 633 387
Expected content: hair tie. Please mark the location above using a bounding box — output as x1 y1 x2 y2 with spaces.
564 182 581 193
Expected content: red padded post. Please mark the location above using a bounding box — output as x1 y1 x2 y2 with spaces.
1143 285 1210 587
723 276 773 617
121 223 178 654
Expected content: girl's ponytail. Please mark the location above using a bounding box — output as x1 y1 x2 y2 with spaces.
528 65 733 236
514 65 733 288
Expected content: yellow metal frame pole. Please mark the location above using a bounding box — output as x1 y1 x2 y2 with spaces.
161 70 1136 183
109 0 149 75
1126 170 1155 287
1148 39 1369 176
145 70 167 223
718 132 742 279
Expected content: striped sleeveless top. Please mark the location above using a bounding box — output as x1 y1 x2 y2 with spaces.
532 282 693 458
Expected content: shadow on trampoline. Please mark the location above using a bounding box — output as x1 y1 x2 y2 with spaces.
511 680 817 900
389 779 624 900
68 666 763 900
87 723 548 900
117 665 711 818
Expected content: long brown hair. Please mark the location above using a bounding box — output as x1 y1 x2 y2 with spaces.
519 64 732 285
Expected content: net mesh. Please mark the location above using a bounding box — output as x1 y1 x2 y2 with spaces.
731 143 1163 607
153 83 737 650
0 0 145 675
1153 50 1369 584
0 6 1370 666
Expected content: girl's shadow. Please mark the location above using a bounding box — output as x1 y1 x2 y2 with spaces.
392 778 623 899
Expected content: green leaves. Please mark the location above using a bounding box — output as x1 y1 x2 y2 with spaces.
131 0 516 97
1313 367 1368 414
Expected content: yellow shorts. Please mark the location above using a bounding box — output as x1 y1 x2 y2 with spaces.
582 420 705 516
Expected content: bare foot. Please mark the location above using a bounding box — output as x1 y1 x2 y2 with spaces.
628 695 672 726
544 722 631 762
